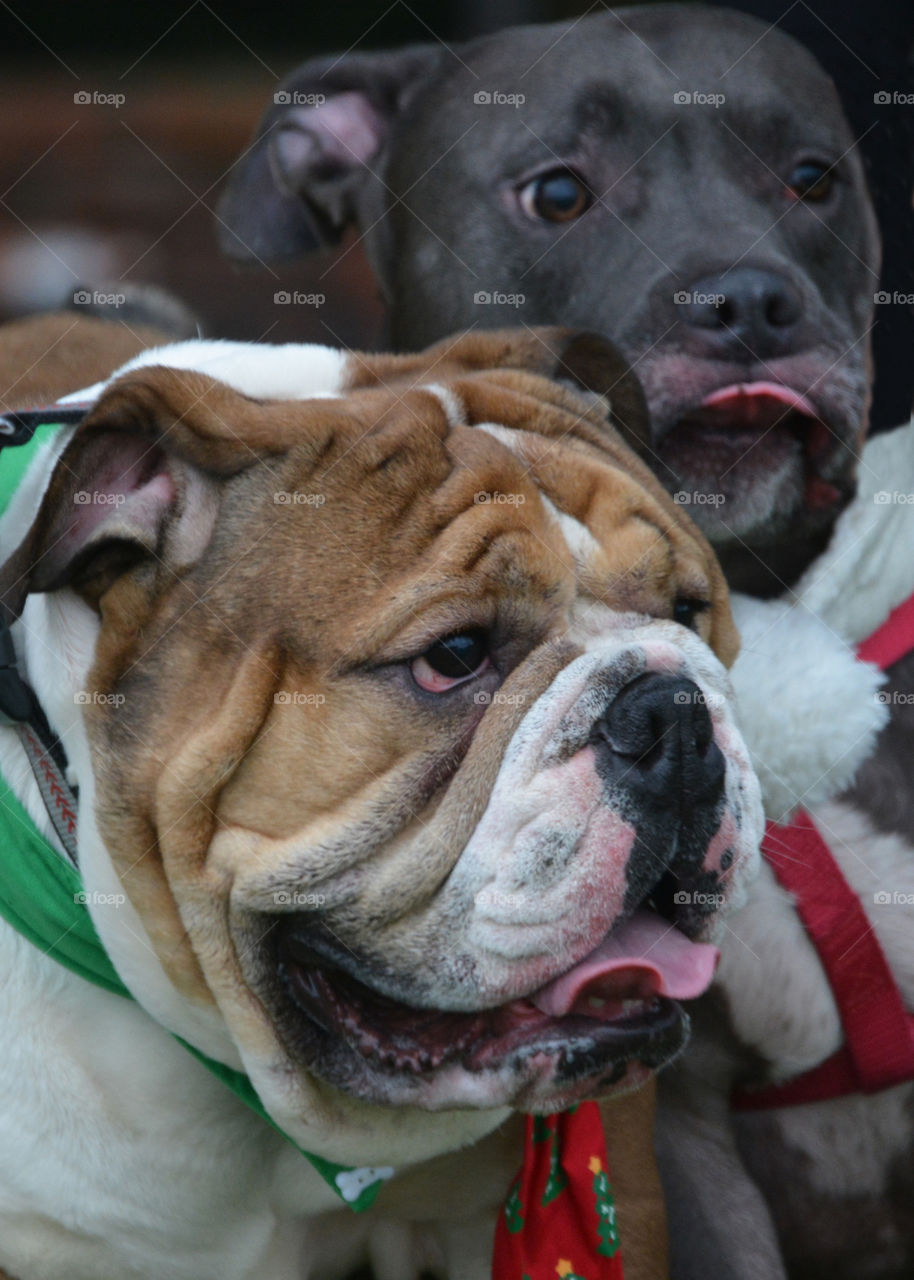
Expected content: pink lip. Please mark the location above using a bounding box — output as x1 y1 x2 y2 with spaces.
700 381 818 418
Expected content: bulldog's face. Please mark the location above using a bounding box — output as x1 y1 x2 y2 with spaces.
6 330 761 1136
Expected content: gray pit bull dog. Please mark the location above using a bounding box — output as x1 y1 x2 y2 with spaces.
216 7 907 1278
218 3 880 600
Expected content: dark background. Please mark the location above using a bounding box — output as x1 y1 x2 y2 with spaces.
0 1 571 350
0 1 911 421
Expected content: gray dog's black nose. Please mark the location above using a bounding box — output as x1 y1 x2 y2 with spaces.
590 673 725 805
682 268 803 357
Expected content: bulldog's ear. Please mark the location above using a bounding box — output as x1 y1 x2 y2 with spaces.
554 332 652 455
346 326 653 453
218 45 445 264
0 367 294 619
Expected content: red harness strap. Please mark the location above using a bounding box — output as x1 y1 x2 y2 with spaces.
733 812 914 1108
857 589 914 670
733 590 914 1109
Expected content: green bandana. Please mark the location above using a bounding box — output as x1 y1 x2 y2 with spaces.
0 418 62 503
0 419 390 1214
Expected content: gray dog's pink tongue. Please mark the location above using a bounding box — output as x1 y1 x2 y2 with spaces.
700 381 817 422
530 911 719 1017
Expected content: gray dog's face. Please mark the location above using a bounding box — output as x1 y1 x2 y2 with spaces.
220 5 880 597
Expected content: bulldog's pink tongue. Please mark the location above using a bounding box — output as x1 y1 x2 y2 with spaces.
530 911 719 1018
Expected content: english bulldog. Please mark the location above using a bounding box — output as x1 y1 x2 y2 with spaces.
0 322 762 1280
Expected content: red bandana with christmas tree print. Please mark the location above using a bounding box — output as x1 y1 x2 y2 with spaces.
493 1103 624 1279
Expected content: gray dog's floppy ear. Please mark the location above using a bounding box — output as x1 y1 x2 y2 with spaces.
218 45 445 264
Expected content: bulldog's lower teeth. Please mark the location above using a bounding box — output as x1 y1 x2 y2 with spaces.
283 946 678 1085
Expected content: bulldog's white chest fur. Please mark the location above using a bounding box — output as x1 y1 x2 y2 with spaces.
0 923 330 1279
0 915 506 1280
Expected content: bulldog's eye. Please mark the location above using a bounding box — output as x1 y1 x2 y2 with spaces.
411 630 491 693
786 161 834 202
673 598 710 631
519 169 592 223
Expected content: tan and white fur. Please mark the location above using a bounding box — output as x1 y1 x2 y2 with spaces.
0 322 763 1280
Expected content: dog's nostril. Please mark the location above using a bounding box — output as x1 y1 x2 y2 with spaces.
681 267 803 350
590 673 725 804
693 704 714 756
765 287 800 329
716 297 735 327
593 673 706 755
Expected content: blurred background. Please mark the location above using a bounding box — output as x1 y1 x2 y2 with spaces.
0 0 911 416
0 1 576 350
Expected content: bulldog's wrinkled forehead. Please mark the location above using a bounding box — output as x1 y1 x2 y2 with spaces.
10 353 714 658
153 373 726 670
0 329 735 697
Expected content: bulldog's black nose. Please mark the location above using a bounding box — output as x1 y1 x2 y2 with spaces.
590 674 725 805
682 267 803 357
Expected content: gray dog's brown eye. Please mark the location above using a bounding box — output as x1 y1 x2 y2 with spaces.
520 169 592 222
786 161 834 202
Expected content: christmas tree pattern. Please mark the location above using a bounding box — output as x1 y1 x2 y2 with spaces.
542 1120 569 1205
588 1156 620 1257
533 1114 552 1143
504 1178 525 1234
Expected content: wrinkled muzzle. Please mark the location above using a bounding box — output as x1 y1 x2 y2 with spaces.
259 616 762 1114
